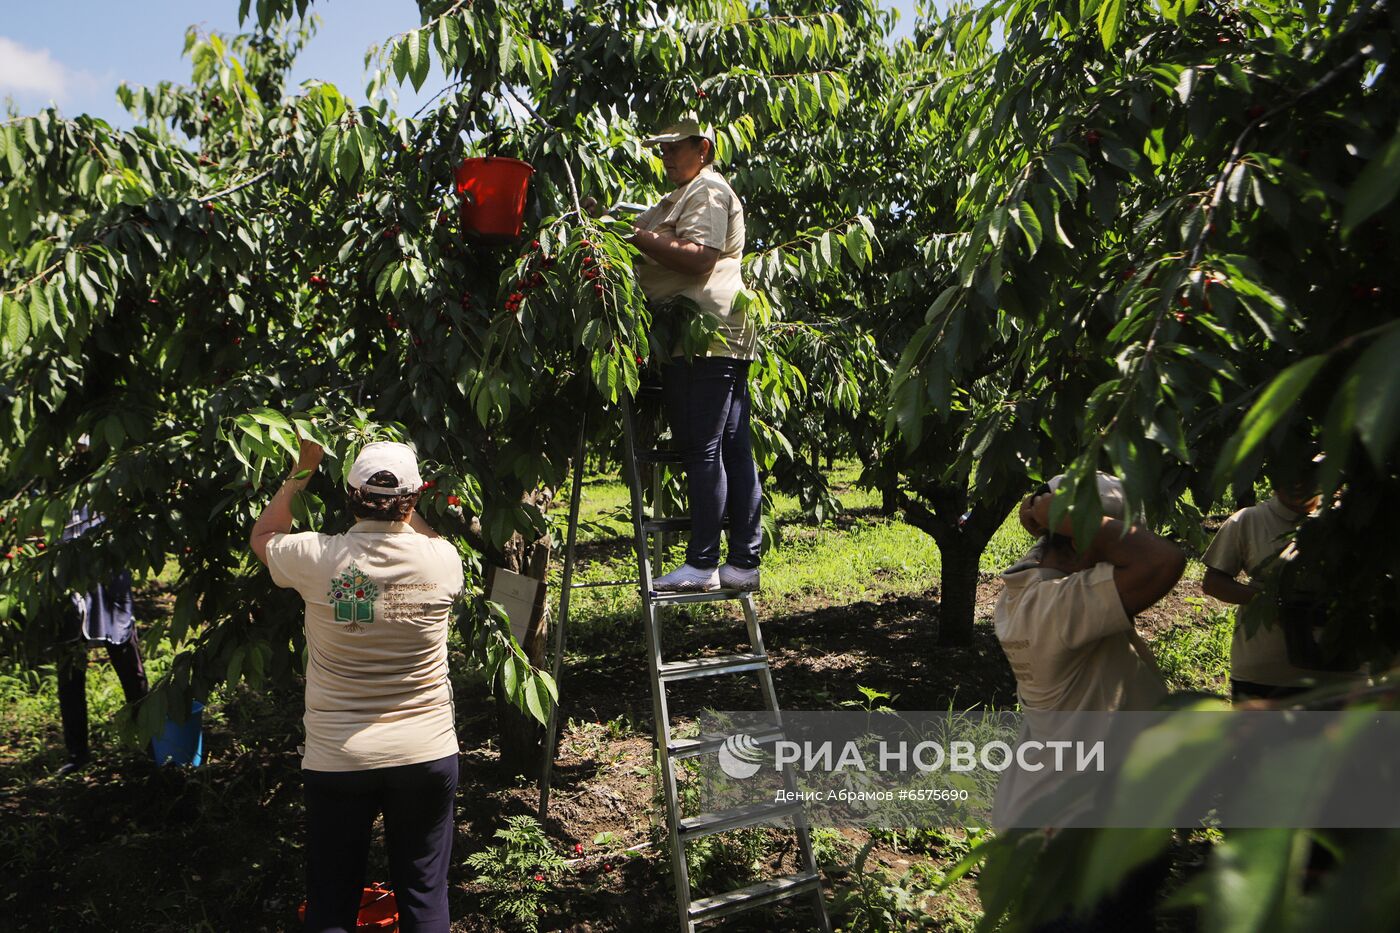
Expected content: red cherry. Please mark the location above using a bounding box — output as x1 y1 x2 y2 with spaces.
533 874 543 882
530 240 541 250
584 269 599 280
1247 104 1266 120
603 864 613 873
4 553 12 561
447 495 461 506
232 337 242 346
1175 311 1189 323
1084 129 1102 146
413 336 423 347
697 90 708 99
573 843 584 853
148 298 161 305
422 480 434 489
1120 266 1136 282
183 547 193 554
1217 35 1231 45
593 283 604 295
510 292 524 302
1177 294 1191 309
36 542 45 550
582 256 594 267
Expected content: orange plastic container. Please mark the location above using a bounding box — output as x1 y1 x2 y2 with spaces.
296 883 398 930
454 156 534 238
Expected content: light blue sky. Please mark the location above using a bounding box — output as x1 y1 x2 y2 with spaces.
1 1 923 127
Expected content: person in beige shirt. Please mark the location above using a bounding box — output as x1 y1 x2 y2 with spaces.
996 473 1181 718
992 473 1184 930
250 438 463 933
1201 465 1361 701
628 119 764 594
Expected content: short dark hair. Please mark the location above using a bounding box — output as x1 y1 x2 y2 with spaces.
348 470 419 522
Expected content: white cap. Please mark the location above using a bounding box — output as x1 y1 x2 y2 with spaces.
346 441 423 495
1048 472 1127 520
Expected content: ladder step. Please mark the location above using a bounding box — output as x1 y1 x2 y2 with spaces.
687 871 821 923
659 652 769 683
635 383 664 399
678 800 804 840
634 448 684 464
669 726 784 760
641 516 729 534
641 517 692 533
569 579 636 589
650 588 751 605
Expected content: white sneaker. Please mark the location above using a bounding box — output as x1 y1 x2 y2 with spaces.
719 564 761 591
652 564 720 593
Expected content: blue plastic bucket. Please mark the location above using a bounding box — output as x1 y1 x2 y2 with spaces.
151 701 204 766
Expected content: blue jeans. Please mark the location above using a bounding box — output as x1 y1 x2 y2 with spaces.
663 356 762 569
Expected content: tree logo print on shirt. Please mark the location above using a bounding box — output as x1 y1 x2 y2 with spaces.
328 565 378 627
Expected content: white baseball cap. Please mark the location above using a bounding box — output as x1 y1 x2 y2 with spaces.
347 441 423 495
1048 472 1127 520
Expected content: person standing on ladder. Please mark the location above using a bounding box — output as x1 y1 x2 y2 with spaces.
630 118 761 594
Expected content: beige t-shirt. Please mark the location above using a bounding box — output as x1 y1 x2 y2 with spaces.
634 166 754 360
992 561 1166 828
266 521 465 771
1202 496 1356 687
995 561 1167 713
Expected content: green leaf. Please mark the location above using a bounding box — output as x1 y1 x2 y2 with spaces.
1012 202 1043 256
1215 356 1327 486
1097 0 1126 50
843 223 868 269
1342 125 1400 234
1350 324 1400 468
3 294 31 348
337 128 361 181
408 29 431 92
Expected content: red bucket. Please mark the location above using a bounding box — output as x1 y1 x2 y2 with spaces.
297 883 398 930
454 156 534 238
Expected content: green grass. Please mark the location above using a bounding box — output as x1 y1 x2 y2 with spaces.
1151 597 1234 695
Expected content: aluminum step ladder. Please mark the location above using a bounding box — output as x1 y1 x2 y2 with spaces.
539 387 831 933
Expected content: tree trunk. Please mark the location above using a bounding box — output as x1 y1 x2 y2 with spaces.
1232 476 1258 511
493 488 554 779
494 537 551 778
898 484 1024 648
935 537 983 646
880 484 899 517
